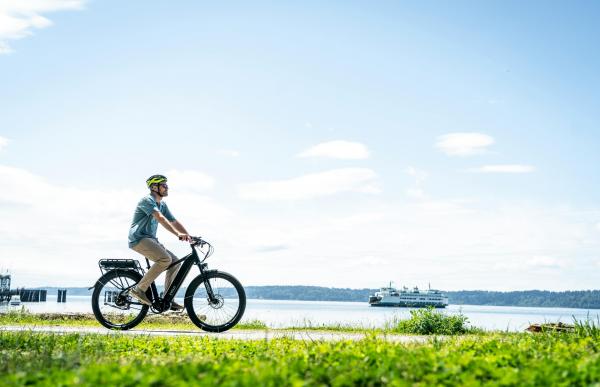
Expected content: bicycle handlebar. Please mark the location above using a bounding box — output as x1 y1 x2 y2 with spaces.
189 236 215 262
190 236 207 247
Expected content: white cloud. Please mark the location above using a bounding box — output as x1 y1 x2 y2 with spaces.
406 166 428 199
254 244 289 253
298 140 370 160
345 255 389 267
0 164 51 204
0 164 232 286
406 166 427 181
495 256 566 270
467 165 536 173
238 198 600 290
0 0 85 54
2 164 600 291
238 168 380 200
0 136 8 151
527 256 566 269
435 132 494 156
216 149 240 157
166 169 215 193
406 188 425 199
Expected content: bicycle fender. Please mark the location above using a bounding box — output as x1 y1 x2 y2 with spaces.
93 269 142 289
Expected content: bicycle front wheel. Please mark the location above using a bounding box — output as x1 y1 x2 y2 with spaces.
184 271 246 332
91 270 149 330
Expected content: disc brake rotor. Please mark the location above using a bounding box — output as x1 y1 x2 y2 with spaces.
209 294 224 309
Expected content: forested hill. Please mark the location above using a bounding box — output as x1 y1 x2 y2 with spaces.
51 286 600 309
446 290 600 309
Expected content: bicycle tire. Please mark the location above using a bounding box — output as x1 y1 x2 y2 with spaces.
184 271 246 332
91 269 149 330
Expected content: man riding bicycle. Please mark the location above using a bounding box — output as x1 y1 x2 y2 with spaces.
128 174 192 311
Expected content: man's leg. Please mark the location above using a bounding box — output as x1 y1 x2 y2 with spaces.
131 238 172 292
164 249 181 293
163 249 185 311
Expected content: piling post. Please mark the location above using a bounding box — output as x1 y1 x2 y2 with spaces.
57 289 67 303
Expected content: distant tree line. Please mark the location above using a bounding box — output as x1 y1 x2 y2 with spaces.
446 290 600 309
244 286 373 302
49 286 600 309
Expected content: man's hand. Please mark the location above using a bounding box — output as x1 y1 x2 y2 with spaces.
178 233 192 242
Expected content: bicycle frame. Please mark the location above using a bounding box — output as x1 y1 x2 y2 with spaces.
144 242 214 312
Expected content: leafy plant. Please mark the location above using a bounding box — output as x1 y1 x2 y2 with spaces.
573 314 600 340
391 307 473 335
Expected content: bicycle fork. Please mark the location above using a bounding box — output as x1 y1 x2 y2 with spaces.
197 262 219 305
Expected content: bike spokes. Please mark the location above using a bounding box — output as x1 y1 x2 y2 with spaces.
92 270 149 330
186 272 245 331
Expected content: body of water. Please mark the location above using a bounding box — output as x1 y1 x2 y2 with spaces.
2 295 598 331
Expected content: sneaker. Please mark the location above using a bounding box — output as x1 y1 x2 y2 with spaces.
170 301 185 312
129 286 152 306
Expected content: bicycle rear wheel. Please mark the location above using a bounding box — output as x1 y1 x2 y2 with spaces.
184 271 246 332
91 270 149 330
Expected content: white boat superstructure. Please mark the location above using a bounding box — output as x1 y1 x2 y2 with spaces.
369 283 448 308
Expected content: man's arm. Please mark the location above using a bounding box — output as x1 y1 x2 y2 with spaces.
171 220 190 235
153 211 191 241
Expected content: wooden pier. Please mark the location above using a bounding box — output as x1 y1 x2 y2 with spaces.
0 274 49 303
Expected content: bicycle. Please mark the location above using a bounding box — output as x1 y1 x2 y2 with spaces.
91 236 246 332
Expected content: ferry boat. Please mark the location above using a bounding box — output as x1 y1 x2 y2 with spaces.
369 283 448 308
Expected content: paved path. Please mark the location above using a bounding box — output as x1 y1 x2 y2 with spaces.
0 325 429 343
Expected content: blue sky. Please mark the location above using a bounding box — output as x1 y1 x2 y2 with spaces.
1 1 599 290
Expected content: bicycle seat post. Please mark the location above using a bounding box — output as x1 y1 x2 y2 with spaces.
145 258 151 270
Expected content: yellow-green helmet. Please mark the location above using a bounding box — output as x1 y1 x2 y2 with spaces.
146 174 167 188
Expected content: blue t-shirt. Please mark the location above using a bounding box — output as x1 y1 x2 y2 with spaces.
128 195 176 247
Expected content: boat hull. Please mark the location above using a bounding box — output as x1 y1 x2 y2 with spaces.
369 302 446 308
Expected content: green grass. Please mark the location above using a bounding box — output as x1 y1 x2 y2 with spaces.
0 310 269 331
0 311 380 333
2 328 600 386
0 308 475 334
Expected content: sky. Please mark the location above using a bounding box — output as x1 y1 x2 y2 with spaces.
1 0 600 291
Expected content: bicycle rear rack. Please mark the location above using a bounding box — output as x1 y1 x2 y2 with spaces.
98 259 145 276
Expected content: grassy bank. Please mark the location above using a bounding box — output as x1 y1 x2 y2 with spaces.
2 328 600 385
0 308 483 334
0 311 268 331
